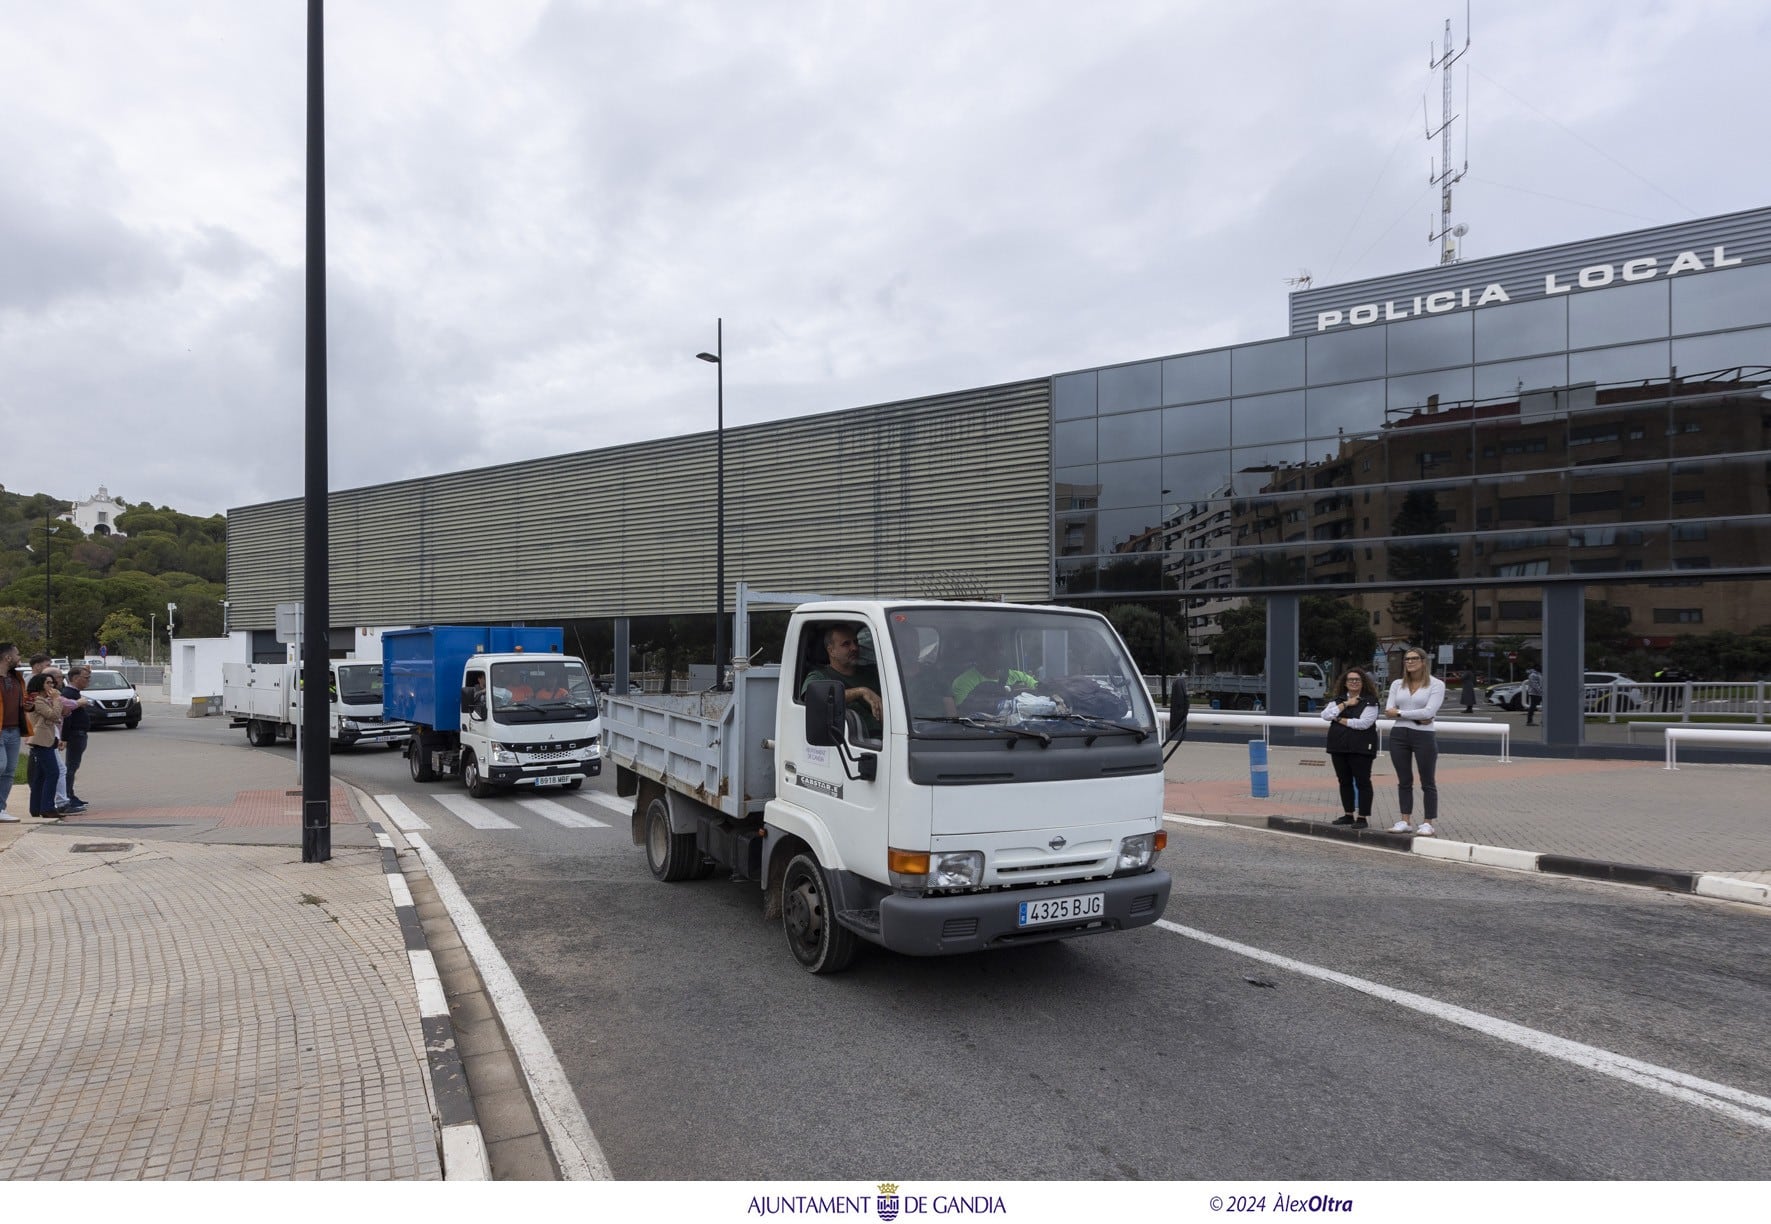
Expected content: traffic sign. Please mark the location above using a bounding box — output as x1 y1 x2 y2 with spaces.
1507 651 1518 661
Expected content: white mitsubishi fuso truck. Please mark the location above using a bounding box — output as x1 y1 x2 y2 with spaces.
602 586 1174 973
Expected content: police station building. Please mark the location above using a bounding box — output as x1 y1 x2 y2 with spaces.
228 205 1771 748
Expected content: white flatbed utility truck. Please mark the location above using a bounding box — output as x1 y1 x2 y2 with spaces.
602 585 1174 973
222 658 409 749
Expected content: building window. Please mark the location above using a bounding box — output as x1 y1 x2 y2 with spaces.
1499 600 1543 619
1653 608 1703 624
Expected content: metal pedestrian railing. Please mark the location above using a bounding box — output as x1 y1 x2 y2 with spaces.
1158 710 1510 762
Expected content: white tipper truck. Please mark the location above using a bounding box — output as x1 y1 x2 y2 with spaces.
601 585 1175 973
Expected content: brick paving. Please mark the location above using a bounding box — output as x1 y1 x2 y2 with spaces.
0 833 440 1180
1165 737 1771 878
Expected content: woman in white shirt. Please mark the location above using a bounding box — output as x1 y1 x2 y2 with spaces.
1384 647 1446 835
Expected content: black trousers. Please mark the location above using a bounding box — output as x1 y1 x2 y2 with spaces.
64 732 88 802
1330 751 1375 816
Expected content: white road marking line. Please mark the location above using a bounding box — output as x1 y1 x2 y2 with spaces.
434 795 520 830
518 797 609 828
1155 919 1771 1132
583 793 631 820
1164 813 1227 827
374 793 430 831
406 833 613 1180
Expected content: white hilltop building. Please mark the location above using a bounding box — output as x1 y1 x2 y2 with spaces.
60 485 128 538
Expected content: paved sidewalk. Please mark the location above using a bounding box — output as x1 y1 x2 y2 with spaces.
0 723 453 1181
1165 735 1771 892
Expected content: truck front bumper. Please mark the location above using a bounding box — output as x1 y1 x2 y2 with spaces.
487 760 601 785
872 869 1171 956
337 723 412 747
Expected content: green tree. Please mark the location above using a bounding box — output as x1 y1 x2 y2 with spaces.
1209 599 1268 673
1300 595 1378 678
1385 489 1465 651
1103 603 1190 674
98 610 147 653
0 605 47 653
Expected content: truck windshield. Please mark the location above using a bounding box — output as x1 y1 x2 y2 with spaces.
335 664 384 706
885 606 1156 738
490 661 598 723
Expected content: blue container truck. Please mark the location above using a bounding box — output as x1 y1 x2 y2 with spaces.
385 625 603 797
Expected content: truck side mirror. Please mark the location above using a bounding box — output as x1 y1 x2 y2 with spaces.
1165 677 1190 744
459 685 478 715
802 679 846 746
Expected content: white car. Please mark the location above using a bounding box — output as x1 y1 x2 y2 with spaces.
83 669 143 729
1488 672 1644 712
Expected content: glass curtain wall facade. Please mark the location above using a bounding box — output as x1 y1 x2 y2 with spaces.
1052 257 1771 662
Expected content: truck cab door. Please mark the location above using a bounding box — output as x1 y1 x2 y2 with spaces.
779 620 890 880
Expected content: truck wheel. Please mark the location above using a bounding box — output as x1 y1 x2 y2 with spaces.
247 720 276 748
409 735 437 783
562 777 583 791
462 752 496 799
781 852 858 974
643 795 698 882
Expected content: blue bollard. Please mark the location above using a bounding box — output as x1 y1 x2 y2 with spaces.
1248 740 1269 798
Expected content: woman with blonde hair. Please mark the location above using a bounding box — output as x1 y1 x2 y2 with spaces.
1384 647 1445 836
1320 667 1380 827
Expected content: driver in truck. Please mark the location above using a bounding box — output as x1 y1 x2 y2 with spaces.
950 637 1038 713
800 624 884 739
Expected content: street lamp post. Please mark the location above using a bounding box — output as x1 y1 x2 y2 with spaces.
167 602 177 654
24 516 61 652
220 600 232 635
696 320 727 687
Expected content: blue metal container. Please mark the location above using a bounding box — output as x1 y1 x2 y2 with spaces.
1248 739 1269 798
382 625 565 731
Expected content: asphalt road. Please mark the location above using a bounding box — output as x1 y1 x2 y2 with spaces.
147 707 1771 1179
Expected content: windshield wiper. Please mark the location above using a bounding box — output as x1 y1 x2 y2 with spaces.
1049 712 1150 743
914 715 1051 747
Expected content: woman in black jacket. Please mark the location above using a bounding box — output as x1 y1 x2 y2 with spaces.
1320 667 1381 828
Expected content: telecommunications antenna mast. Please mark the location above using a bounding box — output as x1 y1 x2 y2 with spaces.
1426 5 1471 264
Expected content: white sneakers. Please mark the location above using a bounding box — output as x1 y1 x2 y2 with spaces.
1390 819 1437 835
1389 820 1411 833
0 812 17 823
1416 822 1435 836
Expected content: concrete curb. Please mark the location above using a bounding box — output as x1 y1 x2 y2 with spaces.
1166 812 1771 909
368 817 491 1181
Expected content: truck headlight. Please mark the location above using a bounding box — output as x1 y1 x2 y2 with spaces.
339 718 359 731
1117 831 1166 871
886 848 984 891
491 748 519 766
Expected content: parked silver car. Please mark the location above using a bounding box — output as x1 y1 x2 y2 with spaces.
1487 671 1644 712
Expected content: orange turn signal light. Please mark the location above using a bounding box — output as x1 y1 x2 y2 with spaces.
888 848 930 875
1154 830 1168 851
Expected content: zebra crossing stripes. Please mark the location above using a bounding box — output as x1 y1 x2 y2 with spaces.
516 797 610 829
375 794 431 831
583 793 631 820
434 794 521 830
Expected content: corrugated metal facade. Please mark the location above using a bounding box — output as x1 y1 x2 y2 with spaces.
226 379 1052 630
1289 204 1771 335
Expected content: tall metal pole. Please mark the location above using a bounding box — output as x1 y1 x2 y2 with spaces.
302 0 332 863
715 318 725 685
43 514 52 653
697 321 726 687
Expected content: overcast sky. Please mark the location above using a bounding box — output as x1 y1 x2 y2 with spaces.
3 0 1767 517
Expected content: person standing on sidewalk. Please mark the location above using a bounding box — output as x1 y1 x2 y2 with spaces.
59 665 92 814
1385 647 1445 836
1524 667 1543 725
0 643 23 822
24 671 65 818
1321 667 1380 828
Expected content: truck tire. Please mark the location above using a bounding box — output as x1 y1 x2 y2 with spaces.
781 852 858 974
247 720 276 748
643 795 698 882
462 752 496 799
562 777 583 791
409 734 437 782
